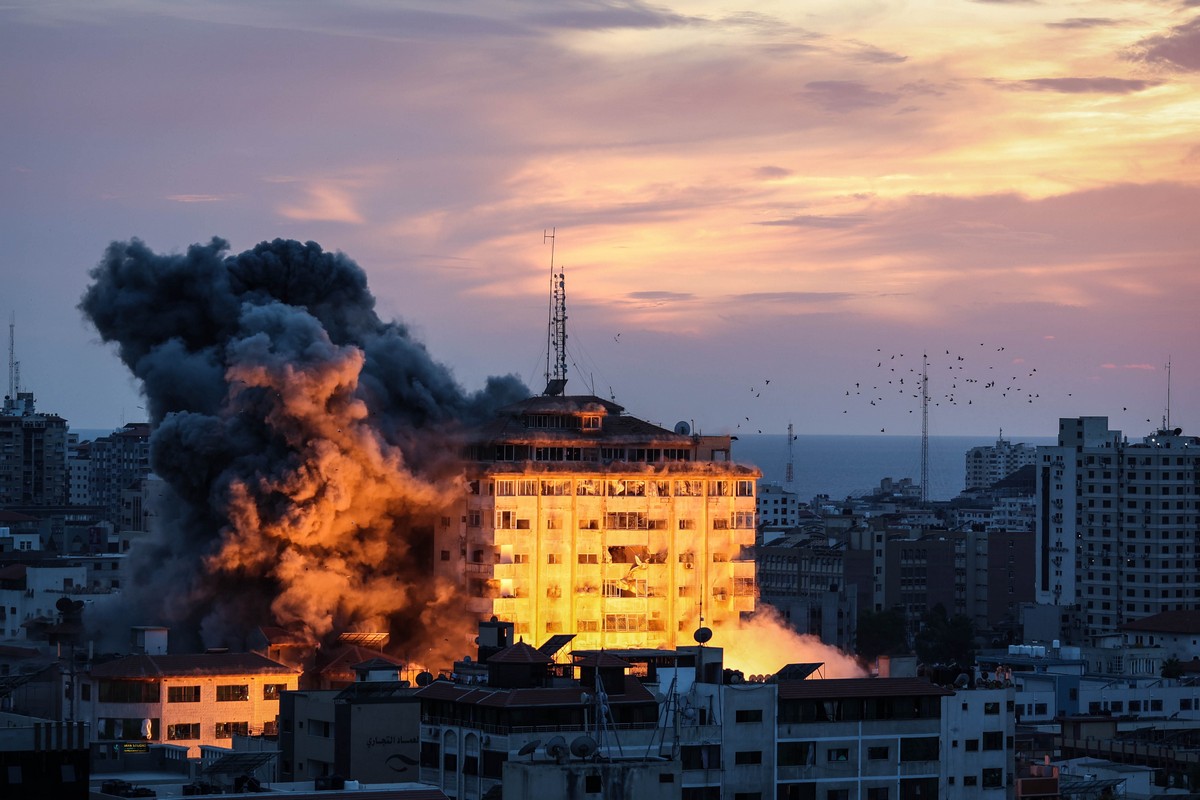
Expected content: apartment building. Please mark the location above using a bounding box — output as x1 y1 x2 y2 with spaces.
86 650 298 758
1034 418 1200 644
0 393 68 508
966 436 1038 492
446 394 759 651
417 634 1014 800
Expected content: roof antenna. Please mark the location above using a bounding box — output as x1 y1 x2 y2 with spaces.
542 229 567 397
1164 356 1172 431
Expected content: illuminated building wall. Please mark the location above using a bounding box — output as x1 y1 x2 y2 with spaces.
442 395 758 650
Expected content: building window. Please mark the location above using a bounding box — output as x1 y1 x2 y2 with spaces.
264 684 287 700
982 769 1003 788
732 511 755 528
866 789 888 800
900 737 940 761
982 731 1003 750
167 685 201 703
166 723 200 740
496 480 515 496
735 709 763 723
214 721 249 739
216 685 249 702
827 748 849 762
734 751 763 765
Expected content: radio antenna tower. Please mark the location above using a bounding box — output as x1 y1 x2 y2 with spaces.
7 313 16 400
1164 356 1172 431
920 352 929 504
784 422 795 489
542 229 568 397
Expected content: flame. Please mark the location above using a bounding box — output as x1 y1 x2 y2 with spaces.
715 606 866 679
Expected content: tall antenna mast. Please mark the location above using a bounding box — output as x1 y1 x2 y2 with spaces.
920 352 929 504
1165 356 1172 430
784 422 795 489
7 312 14 400
542 229 568 396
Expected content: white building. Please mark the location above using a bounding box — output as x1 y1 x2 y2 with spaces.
757 482 802 533
965 435 1038 491
1034 418 1200 644
0 562 88 641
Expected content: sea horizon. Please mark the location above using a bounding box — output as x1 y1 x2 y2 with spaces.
732 433 1056 503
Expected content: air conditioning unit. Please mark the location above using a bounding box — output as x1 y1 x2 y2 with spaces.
683 563 694 570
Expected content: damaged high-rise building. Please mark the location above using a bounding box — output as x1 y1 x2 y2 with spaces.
439 395 760 650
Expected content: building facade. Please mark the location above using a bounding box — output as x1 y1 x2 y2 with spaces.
966 436 1038 492
0 393 68 508
1034 418 1200 644
85 651 299 758
446 395 759 651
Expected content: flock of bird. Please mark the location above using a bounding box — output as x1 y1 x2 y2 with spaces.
839 344 1049 431
731 343 1156 436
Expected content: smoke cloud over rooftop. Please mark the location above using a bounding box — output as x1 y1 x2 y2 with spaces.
80 237 527 658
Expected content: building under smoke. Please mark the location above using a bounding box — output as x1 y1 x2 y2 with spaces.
445 394 760 651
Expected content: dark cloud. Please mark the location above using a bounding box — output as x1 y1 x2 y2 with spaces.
79 237 528 654
755 165 792 179
1045 17 1119 29
1131 15 1200 71
1000 77 1162 93
733 291 857 303
757 215 867 229
535 0 705 31
900 79 954 97
801 80 898 112
848 42 908 64
627 290 695 301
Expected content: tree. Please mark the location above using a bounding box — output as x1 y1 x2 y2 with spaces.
914 603 976 667
1162 656 1184 679
855 608 910 662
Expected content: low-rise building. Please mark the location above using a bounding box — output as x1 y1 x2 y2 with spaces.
86 651 299 758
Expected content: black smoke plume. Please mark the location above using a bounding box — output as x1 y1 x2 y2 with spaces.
80 237 527 658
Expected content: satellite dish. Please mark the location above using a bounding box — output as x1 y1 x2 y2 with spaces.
570 736 598 759
693 626 713 644
545 736 568 761
674 421 691 436
654 692 666 704
416 671 434 687
517 739 541 760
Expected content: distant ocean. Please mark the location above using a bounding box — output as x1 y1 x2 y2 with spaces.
732 434 1056 503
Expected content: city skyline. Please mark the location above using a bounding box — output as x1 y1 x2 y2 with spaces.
3 0 1197 437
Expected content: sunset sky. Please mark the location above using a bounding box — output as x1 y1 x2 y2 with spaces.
3 0 1197 438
